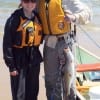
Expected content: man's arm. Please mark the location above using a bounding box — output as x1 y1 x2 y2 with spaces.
62 0 92 24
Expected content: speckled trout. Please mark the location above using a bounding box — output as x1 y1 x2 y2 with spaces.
62 48 75 97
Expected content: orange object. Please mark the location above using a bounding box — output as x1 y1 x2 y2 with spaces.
76 63 100 72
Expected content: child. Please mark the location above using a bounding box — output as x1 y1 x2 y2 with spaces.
3 0 43 100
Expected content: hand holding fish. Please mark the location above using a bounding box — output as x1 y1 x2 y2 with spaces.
65 13 76 23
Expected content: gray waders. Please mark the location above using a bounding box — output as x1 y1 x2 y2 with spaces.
43 36 76 100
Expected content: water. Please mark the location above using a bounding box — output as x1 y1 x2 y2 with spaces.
0 0 100 56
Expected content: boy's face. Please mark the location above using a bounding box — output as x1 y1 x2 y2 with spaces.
22 1 36 12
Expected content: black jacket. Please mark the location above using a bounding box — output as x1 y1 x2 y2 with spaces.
3 8 43 72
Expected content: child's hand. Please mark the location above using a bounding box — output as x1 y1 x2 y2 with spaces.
10 70 18 76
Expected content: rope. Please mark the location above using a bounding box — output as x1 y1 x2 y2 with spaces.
77 25 100 48
75 24 100 64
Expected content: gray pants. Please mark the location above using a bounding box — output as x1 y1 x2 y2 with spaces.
43 38 76 100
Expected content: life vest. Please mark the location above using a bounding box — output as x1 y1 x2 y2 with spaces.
38 0 70 35
13 17 42 48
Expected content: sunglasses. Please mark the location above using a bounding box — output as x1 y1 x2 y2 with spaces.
22 0 36 3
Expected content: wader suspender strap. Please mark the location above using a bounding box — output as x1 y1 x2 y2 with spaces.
70 23 77 42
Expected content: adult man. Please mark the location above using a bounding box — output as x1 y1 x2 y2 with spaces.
38 0 92 100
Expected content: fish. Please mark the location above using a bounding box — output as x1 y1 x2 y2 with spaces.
62 48 75 98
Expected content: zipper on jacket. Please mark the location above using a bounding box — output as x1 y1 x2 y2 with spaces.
45 2 52 34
